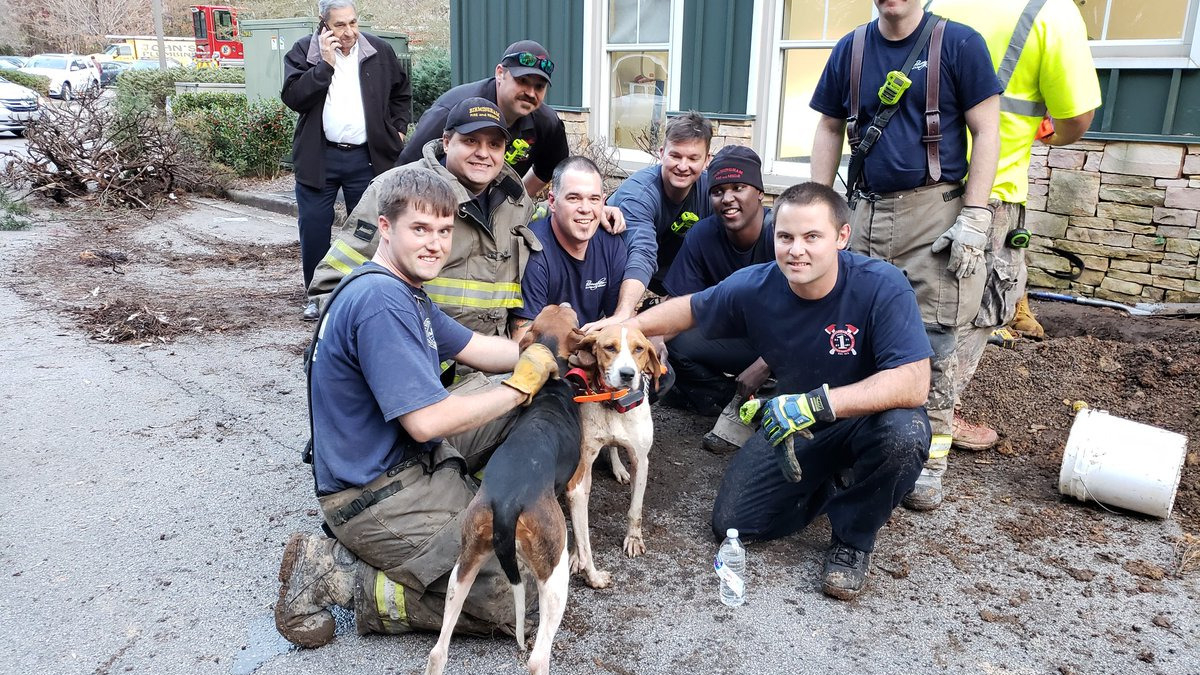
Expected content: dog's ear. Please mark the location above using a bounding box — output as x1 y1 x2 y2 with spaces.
642 334 663 391
562 327 586 360
517 324 538 351
570 332 598 370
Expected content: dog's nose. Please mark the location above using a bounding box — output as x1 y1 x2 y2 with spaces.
618 366 636 382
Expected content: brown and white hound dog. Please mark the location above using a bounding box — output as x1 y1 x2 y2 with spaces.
566 324 660 589
426 305 582 675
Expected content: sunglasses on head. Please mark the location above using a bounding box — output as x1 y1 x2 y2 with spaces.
503 51 554 77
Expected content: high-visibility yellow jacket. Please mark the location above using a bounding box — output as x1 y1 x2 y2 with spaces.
929 0 1101 204
307 139 540 336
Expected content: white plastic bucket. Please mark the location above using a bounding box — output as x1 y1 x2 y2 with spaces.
1058 408 1188 519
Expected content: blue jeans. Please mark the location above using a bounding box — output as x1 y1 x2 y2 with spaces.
295 145 373 289
711 407 930 552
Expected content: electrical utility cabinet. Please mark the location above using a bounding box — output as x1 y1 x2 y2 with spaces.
241 17 409 102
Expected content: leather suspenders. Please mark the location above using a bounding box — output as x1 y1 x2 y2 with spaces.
845 15 948 199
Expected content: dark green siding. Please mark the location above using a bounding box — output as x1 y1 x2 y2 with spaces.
449 0 585 109
678 0 754 115
1090 69 1200 143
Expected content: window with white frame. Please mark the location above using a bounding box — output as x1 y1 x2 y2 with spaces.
1072 0 1200 67
606 0 673 151
775 0 872 163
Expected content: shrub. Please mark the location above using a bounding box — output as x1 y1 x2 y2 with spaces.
171 91 246 117
116 66 245 114
0 189 30 230
1 71 50 97
175 94 296 178
410 46 450 123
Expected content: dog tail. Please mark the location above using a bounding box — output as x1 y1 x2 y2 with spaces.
492 503 526 644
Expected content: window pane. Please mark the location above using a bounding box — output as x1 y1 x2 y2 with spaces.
639 0 671 43
827 2 872 38
1074 0 1106 40
783 0 824 40
1107 0 1185 40
610 0 639 43
610 50 669 150
778 48 845 161
784 0 872 40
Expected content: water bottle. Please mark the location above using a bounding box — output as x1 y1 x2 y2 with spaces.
714 528 746 607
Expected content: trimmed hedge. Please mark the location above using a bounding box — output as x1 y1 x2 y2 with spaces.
173 92 295 178
410 47 450 124
1 70 50 97
116 66 245 113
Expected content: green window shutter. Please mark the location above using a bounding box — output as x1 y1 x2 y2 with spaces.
450 0 584 109
678 0 753 115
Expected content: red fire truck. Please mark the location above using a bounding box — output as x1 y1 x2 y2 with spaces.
191 5 245 67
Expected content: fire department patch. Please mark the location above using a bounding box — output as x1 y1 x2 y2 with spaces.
825 324 859 355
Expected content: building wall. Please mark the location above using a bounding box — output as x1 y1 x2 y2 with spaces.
1025 140 1200 303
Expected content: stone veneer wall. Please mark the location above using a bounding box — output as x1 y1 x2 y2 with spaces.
1026 141 1200 303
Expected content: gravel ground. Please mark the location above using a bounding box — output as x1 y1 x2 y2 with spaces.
0 197 1196 675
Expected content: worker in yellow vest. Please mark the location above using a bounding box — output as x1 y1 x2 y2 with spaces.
926 0 1102 450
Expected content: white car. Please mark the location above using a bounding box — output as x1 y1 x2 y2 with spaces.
20 53 100 100
0 75 40 136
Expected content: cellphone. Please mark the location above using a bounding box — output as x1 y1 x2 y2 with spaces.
316 18 329 34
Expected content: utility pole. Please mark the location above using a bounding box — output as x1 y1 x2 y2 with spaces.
152 0 168 69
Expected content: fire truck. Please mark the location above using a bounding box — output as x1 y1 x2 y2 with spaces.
191 5 245 67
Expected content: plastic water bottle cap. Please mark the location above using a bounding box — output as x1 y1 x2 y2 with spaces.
726 528 739 539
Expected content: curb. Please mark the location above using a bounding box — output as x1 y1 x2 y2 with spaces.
225 189 298 218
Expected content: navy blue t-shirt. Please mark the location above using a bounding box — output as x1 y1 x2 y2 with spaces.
810 13 1001 194
310 262 474 494
663 207 774 296
514 216 627 325
690 251 932 394
608 164 712 293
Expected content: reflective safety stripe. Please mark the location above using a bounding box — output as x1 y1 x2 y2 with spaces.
995 0 1051 119
426 277 524 309
929 434 952 459
373 571 406 631
996 0 1050 90
323 239 370 276
1000 95 1047 118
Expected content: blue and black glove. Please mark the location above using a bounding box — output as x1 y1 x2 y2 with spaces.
762 386 837 482
762 385 836 445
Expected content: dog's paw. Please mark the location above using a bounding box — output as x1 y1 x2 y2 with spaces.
425 649 447 675
584 568 612 589
623 534 645 558
610 459 631 484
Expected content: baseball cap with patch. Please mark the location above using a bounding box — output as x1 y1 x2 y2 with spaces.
499 40 554 83
708 145 763 192
444 97 511 138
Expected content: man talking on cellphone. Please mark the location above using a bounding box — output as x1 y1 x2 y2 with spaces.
283 0 412 321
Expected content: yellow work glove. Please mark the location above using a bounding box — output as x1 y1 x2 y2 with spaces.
501 343 559 406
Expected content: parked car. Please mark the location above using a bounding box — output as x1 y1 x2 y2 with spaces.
0 75 42 136
129 58 184 70
0 55 26 68
99 60 131 87
20 53 100 100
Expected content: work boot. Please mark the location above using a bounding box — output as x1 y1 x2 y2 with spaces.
275 532 358 648
821 538 871 600
952 414 999 451
301 299 320 322
903 468 943 511
1010 294 1044 339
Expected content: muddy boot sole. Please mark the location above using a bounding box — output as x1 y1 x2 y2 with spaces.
275 533 336 648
